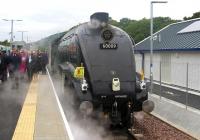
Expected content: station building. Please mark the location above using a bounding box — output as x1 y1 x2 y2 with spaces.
0 45 6 50
0 45 11 52
134 18 200 91
12 41 26 50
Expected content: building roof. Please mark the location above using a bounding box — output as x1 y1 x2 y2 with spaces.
0 45 11 51
135 18 200 53
0 45 6 48
12 41 26 45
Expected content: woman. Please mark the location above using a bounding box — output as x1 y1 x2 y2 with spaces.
19 50 27 79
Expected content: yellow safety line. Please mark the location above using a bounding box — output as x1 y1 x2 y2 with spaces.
12 76 39 140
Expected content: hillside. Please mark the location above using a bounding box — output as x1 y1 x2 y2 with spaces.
109 17 178 43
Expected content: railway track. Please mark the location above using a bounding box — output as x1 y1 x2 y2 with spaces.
133 112 196 140
102 128 137 140
107 111 197 140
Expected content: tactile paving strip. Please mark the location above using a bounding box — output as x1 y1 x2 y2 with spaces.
12 77 38 140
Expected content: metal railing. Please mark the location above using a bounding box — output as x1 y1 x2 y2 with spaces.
138 60 200 110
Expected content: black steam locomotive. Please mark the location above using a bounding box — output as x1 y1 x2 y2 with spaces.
50 12 154 128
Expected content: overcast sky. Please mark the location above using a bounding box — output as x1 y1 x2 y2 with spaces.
0 0 199 42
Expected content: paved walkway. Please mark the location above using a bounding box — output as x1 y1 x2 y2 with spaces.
34 75 69 140
150 94 200 139
12 75 70 140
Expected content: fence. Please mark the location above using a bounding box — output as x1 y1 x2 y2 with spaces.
136 59 200 110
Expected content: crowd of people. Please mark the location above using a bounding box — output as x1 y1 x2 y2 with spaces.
0 49 48 88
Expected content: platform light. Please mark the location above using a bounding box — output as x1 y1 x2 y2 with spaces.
18 31 28 41
149 1 168 95
2 19 23 47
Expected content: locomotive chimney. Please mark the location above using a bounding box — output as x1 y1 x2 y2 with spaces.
89 12 109 28
90 12 109 23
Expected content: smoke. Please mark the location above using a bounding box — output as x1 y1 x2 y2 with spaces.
88 19 102 29
51 73 113 140
134 112 145 121
0 79 28 105
70 117 108 140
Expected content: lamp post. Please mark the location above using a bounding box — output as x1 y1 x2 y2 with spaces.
150 1 167 95
18 31 28 41
2 19 23 47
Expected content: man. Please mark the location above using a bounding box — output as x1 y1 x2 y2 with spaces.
0 50 4 82
0 50 8 82
41 51 48 74
36 50 42 74
26 51 36 81
9 49 21 88
29 51 38 80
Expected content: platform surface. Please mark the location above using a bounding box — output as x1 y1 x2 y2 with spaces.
12 75 70 140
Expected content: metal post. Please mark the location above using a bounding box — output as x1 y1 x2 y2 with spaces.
11 20 14 47
18 31 27 41
22 32 24 41
2 19 23 48
159 61 162 100
150 1 168 95
186 63 189 110
150 2 154 95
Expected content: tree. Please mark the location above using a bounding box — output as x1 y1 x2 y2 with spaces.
184 11 200 20
0 40 10 46
119 18 131 28
109 18 119 27
109 17 177 43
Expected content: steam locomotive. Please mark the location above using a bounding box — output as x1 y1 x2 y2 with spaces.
50 12 154 128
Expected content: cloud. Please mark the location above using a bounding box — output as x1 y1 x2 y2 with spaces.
0 0 200 41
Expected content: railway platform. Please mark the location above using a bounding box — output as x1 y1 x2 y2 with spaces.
149 93 200 139
11 74 72 140
6 72 200 140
